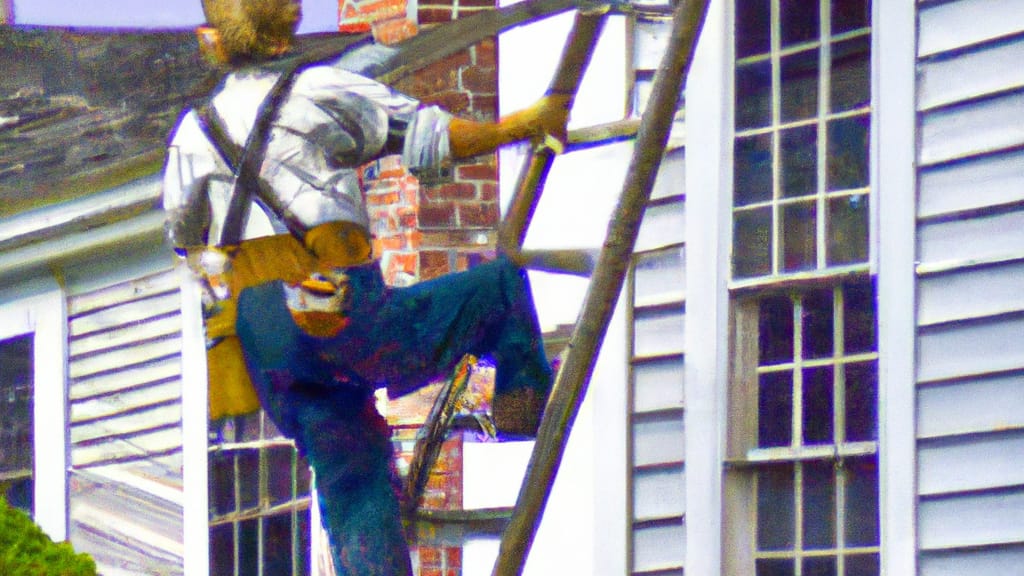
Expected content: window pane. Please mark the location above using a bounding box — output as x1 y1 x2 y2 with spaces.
237 450 260 511
781 200 817 272
735 206 773 279
757 558 795 576
802 289 834 358
827 194 868 266
759 295 794 364
238 518 259 576
803 556 836 576
757 464 796 550
737 61 772 130
737 0 772 58
297 459 313 495
297 507 311 574
0 335 33 513
845 362 878 442
843 281 876 353
803 460 836 549
781 49 819 122
264 512 297 576
735 133 774 206
831 37 870 113
268 447 296 507
780 0 819 47
832 0 870 35
844 457 880 547
210 452 237 517
846 553 880 576
210 523 234 576
781 125 817 198
827 115 869 191
759 371 793 448
802 366 834 445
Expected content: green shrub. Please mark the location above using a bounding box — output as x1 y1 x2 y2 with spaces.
0 496 96 576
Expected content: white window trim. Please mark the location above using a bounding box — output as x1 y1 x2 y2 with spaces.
686 0 918 573
179 268 211 576
871 0 918 574
0 276 68 542
683 0 732 574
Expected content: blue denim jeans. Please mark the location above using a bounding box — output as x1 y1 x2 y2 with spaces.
235 255 552 575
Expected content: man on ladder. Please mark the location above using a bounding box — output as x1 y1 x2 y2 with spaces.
162 0 568 573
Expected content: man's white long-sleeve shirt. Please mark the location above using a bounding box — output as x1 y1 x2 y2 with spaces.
163 60 452 249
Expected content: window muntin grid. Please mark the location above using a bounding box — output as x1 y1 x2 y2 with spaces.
733 0 871 282
745 282 880 576
209 411 313 576
0 335 33 513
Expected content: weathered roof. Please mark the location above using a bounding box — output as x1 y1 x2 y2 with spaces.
0 27 219 218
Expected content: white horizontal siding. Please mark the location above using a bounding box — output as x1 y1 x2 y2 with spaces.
633 246 686 308
915 11 1024 567
633 306 686 358
633 465 685 521
650 148 685 202
918 0 1024 57
633 413 685 468
918 35 1024 111
919 90 1024 167
636 197 686 253
921 545 1024 576
918 431 1024 496
633 358 685 414
632 521 686 573
918 148 1024 221
917 314 1024 384
916 209 1024 271
918 372 1024 439
70 468 184 576
70 356 182 401
68 267 184 469
919 490 1024 551
917 260 1024 327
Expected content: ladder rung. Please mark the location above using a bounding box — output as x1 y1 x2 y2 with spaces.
517 248 599 276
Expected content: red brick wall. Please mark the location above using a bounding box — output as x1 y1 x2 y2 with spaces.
384 27 500 282
412 544 463 576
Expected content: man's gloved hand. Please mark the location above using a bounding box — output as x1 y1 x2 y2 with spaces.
449 93 572 159
505 93 571 149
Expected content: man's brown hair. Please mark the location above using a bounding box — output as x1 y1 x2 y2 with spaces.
202 0 301 63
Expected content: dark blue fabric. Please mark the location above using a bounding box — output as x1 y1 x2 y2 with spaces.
235 255 551 575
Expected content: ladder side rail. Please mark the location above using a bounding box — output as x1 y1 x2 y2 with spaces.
492 0 711 573
401 9 607 516
497 8 610 254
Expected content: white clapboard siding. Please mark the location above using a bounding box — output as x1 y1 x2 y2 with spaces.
918 148 1024 221
918 0 1024 57
918 34 1024 111
919 545 1024 576
917 372 1024 440
917 261 1024 327
636 196 686 253
919 89 1024 167
70 468 184 576
68 266 184 469
919 490 1024 551
916 9 1024 572
628 146 686 576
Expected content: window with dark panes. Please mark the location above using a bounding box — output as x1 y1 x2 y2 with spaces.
728 282 880 576
0 335 33 514
209 411 313 576
728 5 876 569
733 0 871 281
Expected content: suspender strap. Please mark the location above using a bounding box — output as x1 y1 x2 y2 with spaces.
222 65 302 246
195 104 243 173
